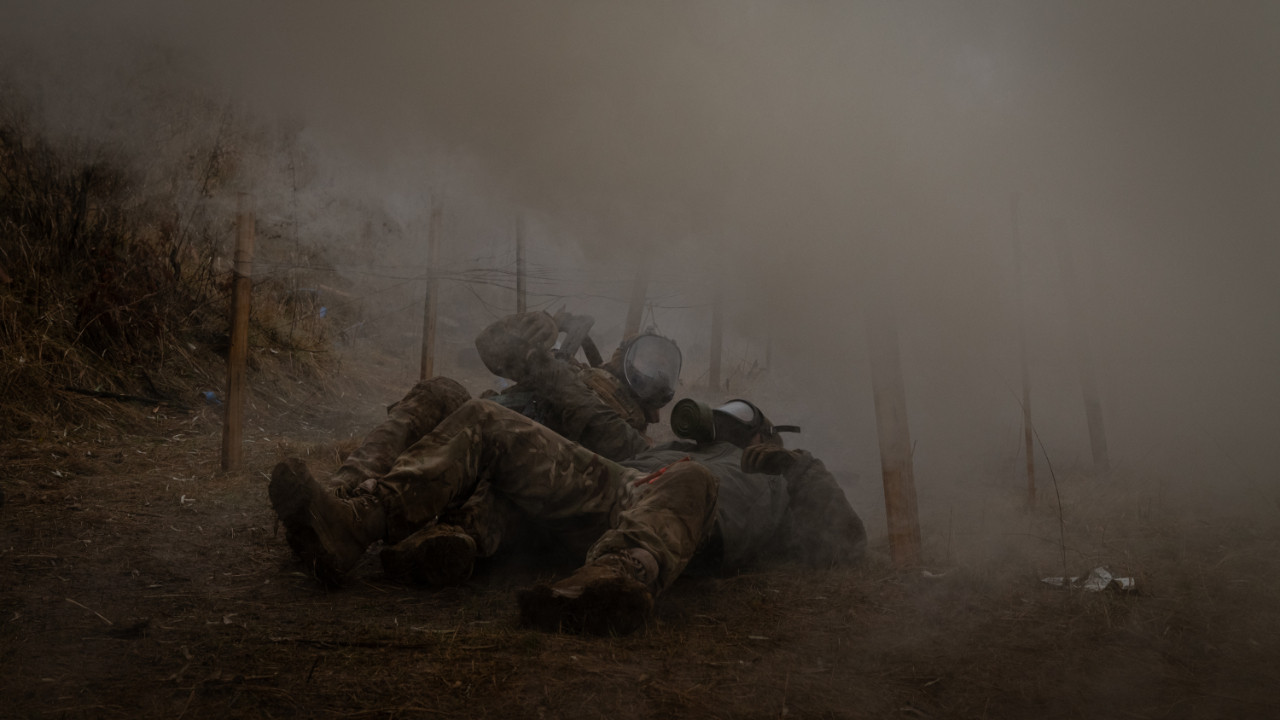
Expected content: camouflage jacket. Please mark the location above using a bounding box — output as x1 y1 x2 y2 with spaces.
476 313 650 462
624 441 867 571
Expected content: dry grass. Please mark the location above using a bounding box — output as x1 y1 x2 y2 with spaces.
3 399 1279 719
0 90 350 442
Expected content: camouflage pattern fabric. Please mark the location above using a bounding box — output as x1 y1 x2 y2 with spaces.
455 312 657 557
431 480 520 557
473 311 558 381
475 312 651 462
325 377 862 581
579 366 649 434
376 399 718 592
318 376 516 556
449 355 654 557
327 377 470 494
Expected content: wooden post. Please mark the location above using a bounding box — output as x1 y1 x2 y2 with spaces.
419 198 441 380
220 193 254 472
865 296 922 567
1056 236 1111 476
1011 195 1036 507
623 261 649 339
709 290 723 392
515 216 526 314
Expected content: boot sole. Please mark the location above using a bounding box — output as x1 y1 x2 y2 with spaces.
518 576 653 636
380 529 476 587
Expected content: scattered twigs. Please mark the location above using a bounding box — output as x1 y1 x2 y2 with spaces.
66 597 113 625
265 636 439 650
336 708 454 718
60 385 186 409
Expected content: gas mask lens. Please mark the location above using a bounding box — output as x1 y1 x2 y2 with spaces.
713 400 758 426
623 335 682 407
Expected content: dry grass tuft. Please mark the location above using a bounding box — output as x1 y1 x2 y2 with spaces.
0 89 351 442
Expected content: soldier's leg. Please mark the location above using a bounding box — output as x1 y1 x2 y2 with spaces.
587 461 719 592
376 399 631 533
277 398 624 588
437 482 520 558
269 458 392 587
328 377 470 493
517 461 718 635
379 482 523 586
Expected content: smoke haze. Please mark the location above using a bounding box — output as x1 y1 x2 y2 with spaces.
6 1 1279 521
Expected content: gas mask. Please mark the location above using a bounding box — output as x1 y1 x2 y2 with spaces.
670 397 800 447
621 334 682 409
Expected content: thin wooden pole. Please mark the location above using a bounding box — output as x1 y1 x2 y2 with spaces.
515 216 526 314
1011 195 1036 508
419 199 441 380
709 290 723 392
221 193 254 472
1056 237 1110 476
624 261 649 339
865 295 922 567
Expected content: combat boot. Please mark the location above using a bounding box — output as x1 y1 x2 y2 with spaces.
269 458 387 587
517 548 658 635
380 523 477 587
326 466 369 498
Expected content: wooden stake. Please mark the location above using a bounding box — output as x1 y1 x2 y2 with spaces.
623 261 650 339
220 193 254 472
865 295 922 567
1056 237 1111 476
419 199 441 380
515 216 526 314
1011 195 1036 507
709 290 723 392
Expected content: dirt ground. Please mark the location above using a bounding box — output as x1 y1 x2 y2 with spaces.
3 384 1280 720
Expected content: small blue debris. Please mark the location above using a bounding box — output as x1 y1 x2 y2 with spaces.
202 391 221 405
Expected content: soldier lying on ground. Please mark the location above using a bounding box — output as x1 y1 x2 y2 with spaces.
475 310 681 461
269 378 867 634
318 312 683 584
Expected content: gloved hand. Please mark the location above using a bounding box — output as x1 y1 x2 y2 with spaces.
740 444 802 476
505 312 558 351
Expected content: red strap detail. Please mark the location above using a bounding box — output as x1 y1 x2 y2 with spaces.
631 456 692 486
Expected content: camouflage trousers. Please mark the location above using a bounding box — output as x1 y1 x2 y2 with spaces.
329 377 516 555
329 376 472 490
335 378 718 592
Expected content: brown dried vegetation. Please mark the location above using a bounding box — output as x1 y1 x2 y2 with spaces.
0 98 340 438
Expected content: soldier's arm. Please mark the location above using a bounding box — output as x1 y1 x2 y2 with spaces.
523 355 650 461
475 312 650 460
774 451 867 567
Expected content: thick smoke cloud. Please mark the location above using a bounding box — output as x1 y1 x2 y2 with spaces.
5 1 1279 519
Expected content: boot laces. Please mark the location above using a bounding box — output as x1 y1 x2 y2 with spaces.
615 548 658 588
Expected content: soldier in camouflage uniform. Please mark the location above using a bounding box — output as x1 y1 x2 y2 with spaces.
269 395 865 635
474 311 671 462
311 311 682 586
